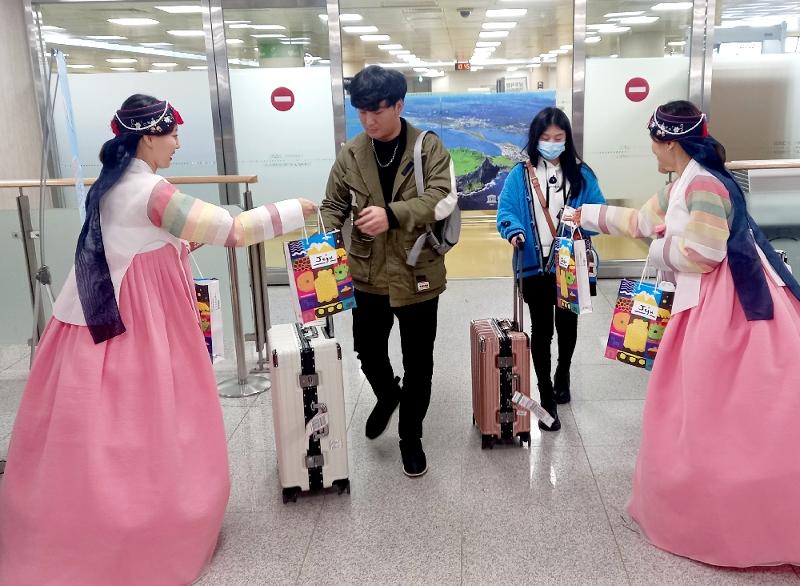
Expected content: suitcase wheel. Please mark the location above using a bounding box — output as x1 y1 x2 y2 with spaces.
333 478 350 496
518 432 531 447
472 415 476 427
282 487 301 504
481 435 495 450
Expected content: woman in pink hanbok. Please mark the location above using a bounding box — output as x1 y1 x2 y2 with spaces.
575 100 800 567
0 94 316 585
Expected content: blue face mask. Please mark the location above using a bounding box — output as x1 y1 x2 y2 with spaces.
537 141 566 161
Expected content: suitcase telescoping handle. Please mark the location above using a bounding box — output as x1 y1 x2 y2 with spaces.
512 248 524 332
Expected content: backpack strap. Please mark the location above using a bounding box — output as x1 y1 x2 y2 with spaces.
407 131 435 266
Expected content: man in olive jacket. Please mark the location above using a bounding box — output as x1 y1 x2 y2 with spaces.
320 66 454 477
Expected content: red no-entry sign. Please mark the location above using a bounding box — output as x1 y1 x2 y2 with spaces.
625 77 650 102
271 87 295 111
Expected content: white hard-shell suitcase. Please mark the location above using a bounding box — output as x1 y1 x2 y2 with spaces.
268 322 350 503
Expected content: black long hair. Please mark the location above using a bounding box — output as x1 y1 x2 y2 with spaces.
524 107 588 199
75 93 160 343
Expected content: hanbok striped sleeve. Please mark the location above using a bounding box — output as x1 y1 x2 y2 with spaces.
580 186 670 239
649 176 731 274
147 180 305 247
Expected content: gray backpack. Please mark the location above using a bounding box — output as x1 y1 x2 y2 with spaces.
405 130 461 266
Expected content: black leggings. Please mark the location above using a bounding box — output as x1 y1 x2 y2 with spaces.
522 272 578 411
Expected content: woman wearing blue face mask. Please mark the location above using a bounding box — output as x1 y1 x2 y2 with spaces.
496 107 606 430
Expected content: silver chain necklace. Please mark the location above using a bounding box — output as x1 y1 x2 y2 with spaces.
371 138 400 168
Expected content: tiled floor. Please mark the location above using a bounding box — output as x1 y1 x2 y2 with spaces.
1 279 799 585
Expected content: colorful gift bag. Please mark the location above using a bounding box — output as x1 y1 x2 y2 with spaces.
195 278 225 363
606 277 675 371
285 229 357 324
554 229 592 315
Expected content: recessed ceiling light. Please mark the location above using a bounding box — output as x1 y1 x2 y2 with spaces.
280 40 310 45
166 30 205 37
152 62 178 67
486 9 527 18
379 44 403 50
319 13 362 22
482 22 517 30
141 42 173 47
619 16 660 24
507 66 519 71
586 36 602 44
224 21 251 25
604 11 645 17
413 67 429 72
476 41 501 47
527 63 542 68
561 44 573 50
110 67 136 71
108 18 159 26
389 49 411 55
652 2 693 10
106 57 137 63
148 69 168 73
552 49 569 54
227 38 244 44
251 34 285 38
188 65 208 70
479 31 510 38
360 34 391 41
67 64 93 69
343 26 378 34
40 26 65 32
87 35 127 40
154 5 206 14
249 24 286 30
668 40 687 46
610 54 619 58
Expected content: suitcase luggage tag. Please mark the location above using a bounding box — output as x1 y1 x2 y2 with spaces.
512 392 555 427
305 403 330 439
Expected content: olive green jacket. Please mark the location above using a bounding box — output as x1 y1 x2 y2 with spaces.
320 121 453 306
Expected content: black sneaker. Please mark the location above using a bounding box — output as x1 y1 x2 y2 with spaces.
538 406 561 432
365 377 401 440
399 439 428 477
554 365 571 405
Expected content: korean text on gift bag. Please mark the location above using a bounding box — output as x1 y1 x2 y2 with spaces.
285 227 357 325
195 278 225 363
554 228 592 315
605 276 675 371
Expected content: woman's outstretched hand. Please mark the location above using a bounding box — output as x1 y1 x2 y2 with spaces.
298 198 318 218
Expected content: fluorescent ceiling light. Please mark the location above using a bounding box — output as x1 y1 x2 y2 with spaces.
67 64 93 69
507 66 519 71
188 65 208 70
588 24 632 33
389 49 411 55
652 2 693 11
154 5 205 13
561 44 573 50
110 67 136 71
413 67 429 72
552 49 569 54
87 35 127 40
250 24 286 30
586 36 602 44
152 62 178 67
319 13 362 22
251 34 285 38
287 37 310 41
360 34 390 41
148 69 168 73
379 44 403 50
527 63 541 68
668 40 686 46
604 11 644 17
167 30 205 37
141 42 172 47
619 16 660 24
228 24 252 29
42 35 206 61
281 40 311 45
471 66 484 71
224 21 250 25
226 38 244 44
480 31 510 38
486 9 527 17
106 57 137 63
343 25 378 34
476 41 501 47
108 18 159 26
40 26 65 32
482 22 517 30
610 54 619 58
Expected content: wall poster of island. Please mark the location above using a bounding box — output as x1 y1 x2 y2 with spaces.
345 90 557 211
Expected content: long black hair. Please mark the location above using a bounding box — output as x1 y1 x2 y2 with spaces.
524 107 588 199
75 93 160 343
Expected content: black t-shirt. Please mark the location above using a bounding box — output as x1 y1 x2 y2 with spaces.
370 118 407 228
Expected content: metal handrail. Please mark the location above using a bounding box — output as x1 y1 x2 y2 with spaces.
726 159 800 171
0 175 258 189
